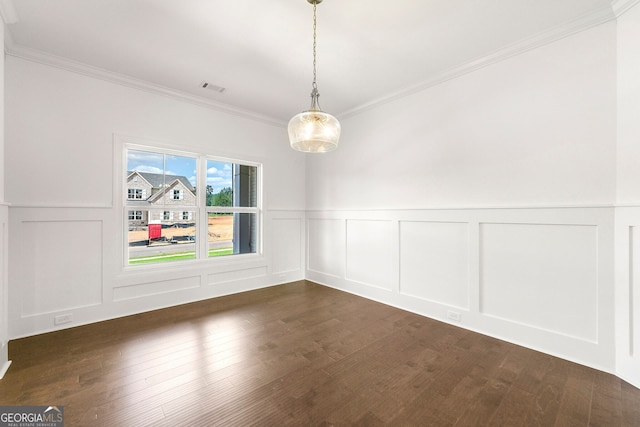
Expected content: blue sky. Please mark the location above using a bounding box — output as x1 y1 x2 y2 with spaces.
127 150 232 194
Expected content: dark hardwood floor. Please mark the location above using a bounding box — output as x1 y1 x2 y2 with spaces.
1 280 639 426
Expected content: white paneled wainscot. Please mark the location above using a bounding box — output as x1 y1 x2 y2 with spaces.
7 207 305 339
0 204 9 378
306 207 615 374
615 207 640 387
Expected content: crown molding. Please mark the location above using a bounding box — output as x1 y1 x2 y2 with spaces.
611 0 640 17
338 2 621 119
5 45 286 127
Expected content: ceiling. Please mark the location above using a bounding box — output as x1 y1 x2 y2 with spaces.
0 0 630 124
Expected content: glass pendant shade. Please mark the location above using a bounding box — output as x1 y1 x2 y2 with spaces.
288 108 341 153
288 0 340 153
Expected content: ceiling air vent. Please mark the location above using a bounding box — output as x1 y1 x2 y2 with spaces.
200 81 226 93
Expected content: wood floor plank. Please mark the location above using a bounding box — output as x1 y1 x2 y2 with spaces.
554 365 595 426
621 380 640 426
521 358 568 426
389 387 453 426
454 377 509 426
589 370 623 427
2 280 639 426
487 385 536 426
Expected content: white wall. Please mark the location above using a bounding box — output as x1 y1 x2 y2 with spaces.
616 3 640 205
5 55 307 338
0 18 10 379
306 22 620 374
307 22 616 211
615 2 640 387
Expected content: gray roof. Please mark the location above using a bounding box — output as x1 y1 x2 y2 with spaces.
128 171 194 191
126 200 152 207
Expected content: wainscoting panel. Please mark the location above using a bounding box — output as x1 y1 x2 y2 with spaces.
0 205 9 378
8 207 304 340
271 218 302 275
480 222 598 342
307 207 615 373
346 219 393 290
19 219 103 316
631 226 639 357
615 208 640 388
308 218 345 278
209 266 268 284
399 221 469 309
113 276 201 301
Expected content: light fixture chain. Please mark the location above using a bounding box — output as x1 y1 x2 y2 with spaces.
312 0 317 90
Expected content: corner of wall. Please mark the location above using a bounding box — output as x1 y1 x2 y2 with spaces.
0 17 12 378
615 0 640 389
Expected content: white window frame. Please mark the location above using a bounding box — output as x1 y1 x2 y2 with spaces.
128 188 144 199
120 139 263 268
205 159 260 258
128 210 143 220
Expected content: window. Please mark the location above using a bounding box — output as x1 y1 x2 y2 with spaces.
206 160 258 257
128 189 144 199
128 210 143 220
124 146 261 266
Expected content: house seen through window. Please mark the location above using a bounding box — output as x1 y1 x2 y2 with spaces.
128 188 144 199
125 147 260 265
128 210 143 221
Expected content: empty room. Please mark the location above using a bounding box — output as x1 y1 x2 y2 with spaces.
1 0 640 425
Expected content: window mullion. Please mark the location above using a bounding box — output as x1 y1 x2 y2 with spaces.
197 154 208 259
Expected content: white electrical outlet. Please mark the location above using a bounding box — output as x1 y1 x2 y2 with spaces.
54 313 73 325
447 310 461 322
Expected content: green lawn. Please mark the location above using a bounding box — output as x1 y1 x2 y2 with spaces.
129 248 234 265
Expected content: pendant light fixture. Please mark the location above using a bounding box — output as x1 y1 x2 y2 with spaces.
288 0 341 153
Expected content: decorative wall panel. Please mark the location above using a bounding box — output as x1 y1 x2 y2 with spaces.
0 207 8 377
210 266 268 284
20 220 103 316
616 207 640 388
308 218 344 278
346 219 393 290
480 223 598 341
272 218 302 274
630 226 640 356
113 276 200 301
399 221 469 309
